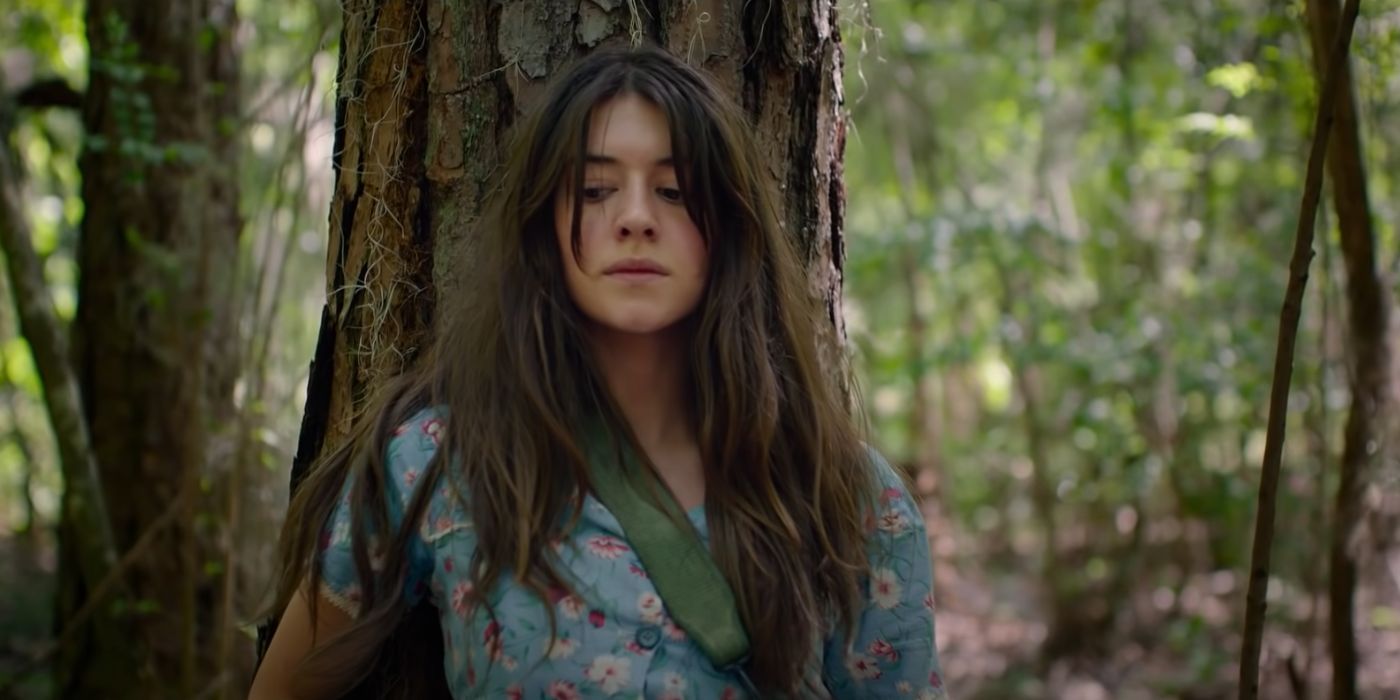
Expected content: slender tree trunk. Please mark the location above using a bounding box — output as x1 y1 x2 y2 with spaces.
1237 0 1361 696
54 0 241 695
1303 1 1391 698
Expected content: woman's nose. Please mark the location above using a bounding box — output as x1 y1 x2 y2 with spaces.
616 186 657 238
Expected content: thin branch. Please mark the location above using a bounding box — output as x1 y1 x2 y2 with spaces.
0 109 120 600
1237 0 1364 697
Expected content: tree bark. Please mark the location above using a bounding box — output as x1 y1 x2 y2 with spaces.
1303 1 1391 698
54 0 242 696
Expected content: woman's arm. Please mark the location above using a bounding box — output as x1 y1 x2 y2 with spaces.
823 449 948 699
247 585 355 700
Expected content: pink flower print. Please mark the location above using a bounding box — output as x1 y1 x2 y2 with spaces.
868 638 899 662
881 486 902 504
586 535 629 559
558 594 585 620
625 640 645 655
588 609 605 628
637 592 664 624
922 591 935 613
845 652 882 680
628 562 648 578
870 568 903 609
877 508 909 534
443 557 454 573
585 654 632 694
450 581 475 618
663 618 687 641
421 418 445 445
393 422 409 436
547 680 581 700
402 468 419 487
719 687 740 700
505 684 523 700
546 584 567 605
482 620 503 661
929 670 943 688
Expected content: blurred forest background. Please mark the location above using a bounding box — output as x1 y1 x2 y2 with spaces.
1 0 1398 698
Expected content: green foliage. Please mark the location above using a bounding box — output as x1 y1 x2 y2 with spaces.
841 0 1400 691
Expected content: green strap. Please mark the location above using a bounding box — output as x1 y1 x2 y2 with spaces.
582 425 751 670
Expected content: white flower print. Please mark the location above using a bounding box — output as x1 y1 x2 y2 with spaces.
548 636 577 659
637 592 664 624
846 652 883 680
586 535 629 559
584 654 632 694
421 418 444 445
870 567 903 609
877 507 910 534
918 688 948 700
897 681 913 694
558 594 585 620
659 674 687 700
329 519 350 547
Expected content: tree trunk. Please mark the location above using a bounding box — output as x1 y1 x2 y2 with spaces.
54 0 241 696
274 0 848 684
294 0 847 486
1303 1 1391 698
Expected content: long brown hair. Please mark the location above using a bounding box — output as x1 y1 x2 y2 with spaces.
266 43 876 697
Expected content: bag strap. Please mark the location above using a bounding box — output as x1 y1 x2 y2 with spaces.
581 424 751 671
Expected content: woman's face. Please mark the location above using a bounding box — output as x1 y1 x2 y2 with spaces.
553 94 709 337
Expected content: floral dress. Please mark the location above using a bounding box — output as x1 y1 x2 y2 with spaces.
319 408 947 699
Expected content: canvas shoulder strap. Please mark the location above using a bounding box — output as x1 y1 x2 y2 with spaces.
582 426 751 671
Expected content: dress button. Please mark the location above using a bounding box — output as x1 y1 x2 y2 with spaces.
635 624 662 650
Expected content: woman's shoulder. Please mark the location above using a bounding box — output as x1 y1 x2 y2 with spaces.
385 404 448 469
382 404 469 542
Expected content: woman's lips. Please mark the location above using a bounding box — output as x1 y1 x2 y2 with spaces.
604 258 668 278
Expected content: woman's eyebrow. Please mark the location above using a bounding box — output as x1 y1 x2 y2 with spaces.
585 153 675 167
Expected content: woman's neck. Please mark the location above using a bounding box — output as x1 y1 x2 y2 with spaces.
588 323 694 451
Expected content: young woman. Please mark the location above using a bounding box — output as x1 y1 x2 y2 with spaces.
250 44 945 699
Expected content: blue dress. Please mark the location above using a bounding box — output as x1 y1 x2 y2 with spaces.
319 407 947 699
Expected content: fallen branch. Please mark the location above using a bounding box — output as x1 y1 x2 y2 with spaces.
1237 0 1364 697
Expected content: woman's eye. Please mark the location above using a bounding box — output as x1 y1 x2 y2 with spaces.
581 186 610 201
658 187 684 203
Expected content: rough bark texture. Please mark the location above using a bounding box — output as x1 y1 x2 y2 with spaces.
1304 1 1391 698
54 0 241 696
294 0 847 485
